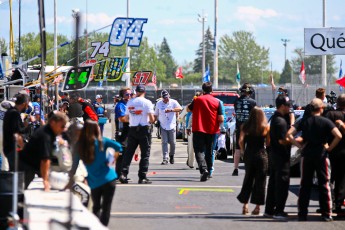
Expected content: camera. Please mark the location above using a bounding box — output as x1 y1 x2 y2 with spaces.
326 91 337 105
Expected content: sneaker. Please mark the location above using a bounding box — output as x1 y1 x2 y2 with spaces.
200 171 209 182
273 212 288 220
232 168 238 176
134 154 139 161
138 178 152 184
119 175 129 184
321 215 333 222
169 156 174 164
161 160 168 165
263 213 273 218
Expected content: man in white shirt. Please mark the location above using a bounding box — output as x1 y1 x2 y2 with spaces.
154 90 182 165
119 84 155 184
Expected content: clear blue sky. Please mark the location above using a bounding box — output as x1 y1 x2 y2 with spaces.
0 0 344 74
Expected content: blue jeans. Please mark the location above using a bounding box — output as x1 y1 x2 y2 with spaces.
160 128 176 160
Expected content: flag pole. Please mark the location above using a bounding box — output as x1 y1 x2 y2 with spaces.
271 62 275 106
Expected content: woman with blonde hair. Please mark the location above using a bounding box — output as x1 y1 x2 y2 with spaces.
237 107 270 215
75 120 122 226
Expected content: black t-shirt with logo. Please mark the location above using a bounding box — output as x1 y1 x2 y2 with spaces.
20 124 56 171
270 111 291 160
301 116 335 157
234 95 256 129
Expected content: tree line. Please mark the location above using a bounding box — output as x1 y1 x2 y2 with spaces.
0 29 337 86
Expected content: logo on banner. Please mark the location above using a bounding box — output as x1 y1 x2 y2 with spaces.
62 66 92 91
93 57 129 82
132 71 152 85
109 17 148 47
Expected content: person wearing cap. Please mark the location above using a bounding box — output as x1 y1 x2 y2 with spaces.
233 83 256 176
93 94 107 135
264 95 293 220
32 94 46 127
114 87 132 177
118 84 155 184
154 90 182 165
187 82 224 182
277 86 295 127
287 98 342 221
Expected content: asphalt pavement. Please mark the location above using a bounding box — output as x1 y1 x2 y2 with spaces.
102 123 344 230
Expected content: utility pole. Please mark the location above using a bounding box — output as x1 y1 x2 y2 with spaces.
281 38 290 62
321 0 327 86
126 0 131 87
213 0 218 88
198 10 207 83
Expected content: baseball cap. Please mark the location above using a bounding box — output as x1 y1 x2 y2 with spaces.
161 90 169 98
275 95 291 108
135 84 146 93
96 94 103 99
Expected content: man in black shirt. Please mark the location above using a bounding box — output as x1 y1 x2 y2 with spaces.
3 94 29 171
20 111 68 191
288 98 341 221
325 94 345 213
233 83 256 176
264 95 291 220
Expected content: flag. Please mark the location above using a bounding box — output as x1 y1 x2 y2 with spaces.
152 69 157 85
203 64 210 82
236 62 240 87
336 76 345 88
339 60 343 91
299 61 306 84
175 66 184 79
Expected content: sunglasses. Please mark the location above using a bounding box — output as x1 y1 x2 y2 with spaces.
125 93 132 96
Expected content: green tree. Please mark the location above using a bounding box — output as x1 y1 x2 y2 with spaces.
14 32 72 65
193 27 214 75
291 48 336 84
131 37 166 82
279 60 292 84
0 38 8 55
158 37 177 79
218 31 270 84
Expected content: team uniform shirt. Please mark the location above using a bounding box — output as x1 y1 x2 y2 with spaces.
32 101 45 122
234 95 256 130
188 94 223 134
154 99 181 130
20 124 56 171
270 111 291 160
83 137 122 189
115 100 129 143
93 101 106 117
325 110 345 153
301 116 335 157
125 97 154 127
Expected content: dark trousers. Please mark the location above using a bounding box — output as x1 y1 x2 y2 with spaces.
265 154 290 215
298 155 332 217
192 132 215 174
91 180 116 226
121 126 152 179
237 150 268 205
329 151 345 207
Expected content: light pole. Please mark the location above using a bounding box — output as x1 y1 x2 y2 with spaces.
281 38 290 62
126 0 131 87
198 11 207 82
321 0 327 86
213 0 218 88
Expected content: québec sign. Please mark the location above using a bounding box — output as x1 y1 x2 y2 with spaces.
305 27 345 55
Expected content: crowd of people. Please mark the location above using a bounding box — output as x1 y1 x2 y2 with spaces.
1 82 345 226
